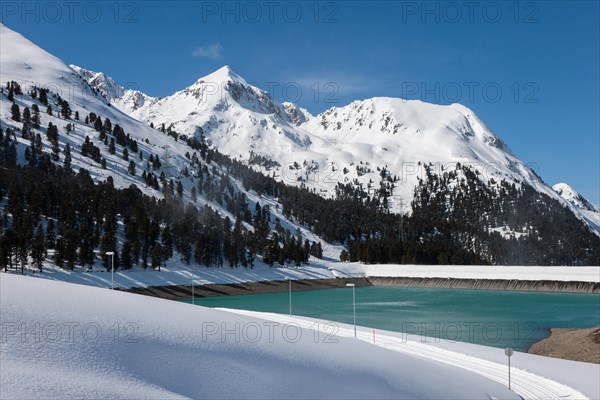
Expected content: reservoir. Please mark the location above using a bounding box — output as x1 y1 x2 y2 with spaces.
183 286 600 351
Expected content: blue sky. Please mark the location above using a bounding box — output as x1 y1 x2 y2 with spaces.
3 1 598 203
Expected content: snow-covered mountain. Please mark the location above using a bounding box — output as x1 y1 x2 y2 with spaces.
1 20 598 261
77 65 532 206
553 183 600 233
0 23 190 195
69 65 159 115
73 58 599 234
553 183 597 212
0 23 342 264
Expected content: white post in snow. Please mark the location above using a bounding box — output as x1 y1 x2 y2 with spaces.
346 283 356 338
106 251 115 290
505 347 513 390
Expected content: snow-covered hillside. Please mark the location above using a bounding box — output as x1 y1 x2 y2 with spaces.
553 183 600 232
73 58 599 233
1 22 598 271
0 24 341 268
1 273 526 399
69 65 159 115
0 23 190 196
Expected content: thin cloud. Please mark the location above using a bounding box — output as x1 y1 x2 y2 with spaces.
192 43 224 59
291 73 383 97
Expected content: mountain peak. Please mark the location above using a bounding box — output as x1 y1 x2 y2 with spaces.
195 65 245 86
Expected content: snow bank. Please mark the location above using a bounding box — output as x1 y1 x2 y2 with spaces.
8 261 599 293
0 274 521 399
9 260 337 289
222 309 598 400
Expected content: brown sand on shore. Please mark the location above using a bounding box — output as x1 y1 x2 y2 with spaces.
528 327 600 364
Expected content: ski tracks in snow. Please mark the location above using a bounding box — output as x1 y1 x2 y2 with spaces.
221 309 588 400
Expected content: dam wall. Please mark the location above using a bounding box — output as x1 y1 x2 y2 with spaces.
367 277 600 294
125 277 372 300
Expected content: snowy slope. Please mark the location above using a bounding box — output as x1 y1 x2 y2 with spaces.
225 309 596 400
0 23 191 197
69 65 159 115
73 58 598 234
0 23 342 258
553 183 600 232
8 260 600 290
553 183 598 211
1 273 521 399
77 64 528 214
129 65 320 171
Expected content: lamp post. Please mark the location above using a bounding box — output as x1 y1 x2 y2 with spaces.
505 347 513 390
346 283 356 337
191 271 195 305
105 251 115 290
287 278 292 316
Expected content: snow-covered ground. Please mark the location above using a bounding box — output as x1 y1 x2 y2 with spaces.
223 309 599 400
10 260 336 289
10 260 599 290
4 260 598 291
2 274 526 399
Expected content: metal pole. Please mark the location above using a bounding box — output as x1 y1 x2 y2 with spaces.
346 283 356 338
505 347 513 390
111 253 114 290
508 355 511 390
352 285 356 338
106 252 115 290
400 198 404 241
288 279 292 317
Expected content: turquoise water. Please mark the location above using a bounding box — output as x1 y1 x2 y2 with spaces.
182 286 600 351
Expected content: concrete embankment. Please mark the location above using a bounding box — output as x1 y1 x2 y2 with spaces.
368 277 600 294
124 276 600 299
124 277 372 300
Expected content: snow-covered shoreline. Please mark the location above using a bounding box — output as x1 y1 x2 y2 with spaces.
5 261 599 293
2 273 597 400
221 308 600 400
1 274 523 399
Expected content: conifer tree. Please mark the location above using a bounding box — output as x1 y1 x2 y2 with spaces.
10 103 20 121
128 161 136 176
22 107 30 122
151 243 162 270
39 89 48 105
31 225 46 272
63 143 72 171
31 104 40 128
45 219 55 249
